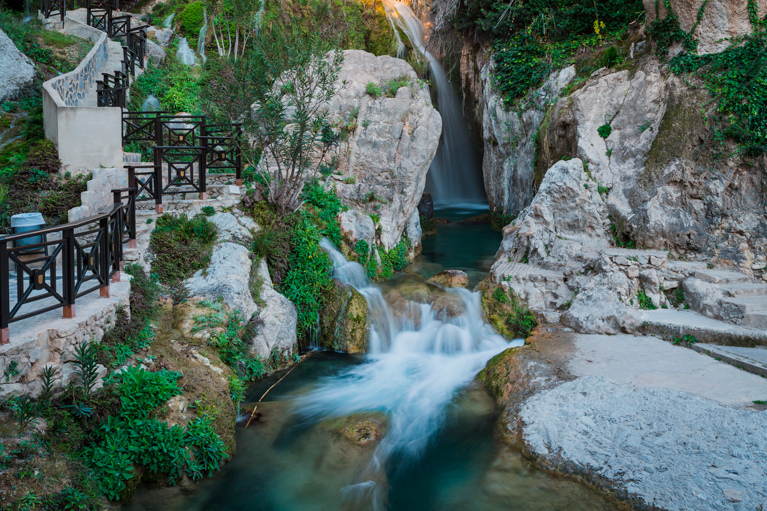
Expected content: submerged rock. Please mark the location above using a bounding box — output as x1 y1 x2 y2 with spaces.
428 269 469 288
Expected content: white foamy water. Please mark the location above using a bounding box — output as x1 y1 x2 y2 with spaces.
302 240 522 509
176 37 199 66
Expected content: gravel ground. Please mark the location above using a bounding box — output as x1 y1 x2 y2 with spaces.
520 376 767 511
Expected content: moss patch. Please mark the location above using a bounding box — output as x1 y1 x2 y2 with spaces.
479 280 537 340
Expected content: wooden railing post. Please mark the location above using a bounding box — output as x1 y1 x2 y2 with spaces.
111 206 122 279
153 148 163 213
99 216 110 298
199 145 207 200
62 227 75 319
235 137 243 186
0 239 9 344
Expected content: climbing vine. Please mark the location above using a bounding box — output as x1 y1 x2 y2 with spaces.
648 0 699 58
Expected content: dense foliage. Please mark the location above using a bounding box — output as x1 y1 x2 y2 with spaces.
668 31 767 156
84 367 228 500
450 0 644 107
149 213 218 285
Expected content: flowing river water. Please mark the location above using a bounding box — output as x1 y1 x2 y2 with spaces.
127 208 615 511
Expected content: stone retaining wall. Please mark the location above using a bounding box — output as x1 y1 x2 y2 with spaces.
42 16 122 173
0 276 130 399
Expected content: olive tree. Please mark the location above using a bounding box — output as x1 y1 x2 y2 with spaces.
200 29 343 213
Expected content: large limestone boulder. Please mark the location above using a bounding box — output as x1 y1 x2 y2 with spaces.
0 29 35 103
251 260 298 358
562 272 641 334
330 50 442 249
644 0 767 55
497 158 610 268
319 282 370 353
186 243 258 322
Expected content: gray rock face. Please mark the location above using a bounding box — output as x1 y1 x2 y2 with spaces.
252 260 298 358
478 64 576 215
145 39 167 63
338 209 375 247
153 28 174 47
208 212 259 244
186 242 257 322
644 0 767 54
521 376 767 511
498 158 610 266
562 273 641 334
0 29 35 103
330 50 442 249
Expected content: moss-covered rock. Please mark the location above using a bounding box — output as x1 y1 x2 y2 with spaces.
478 278 537 340
319 281 370 353
319 412 387 447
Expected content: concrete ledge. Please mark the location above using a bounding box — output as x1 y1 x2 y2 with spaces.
0 274 131 399
692 343 767 378
641 309 767 347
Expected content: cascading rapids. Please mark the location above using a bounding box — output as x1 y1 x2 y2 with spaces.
295 240 522 508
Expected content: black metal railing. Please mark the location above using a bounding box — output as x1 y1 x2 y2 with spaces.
0 190 136 344
41 0 66 21
96 71 128 108
155 145 207 197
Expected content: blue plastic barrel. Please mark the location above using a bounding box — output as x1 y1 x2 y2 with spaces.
11 213 46 251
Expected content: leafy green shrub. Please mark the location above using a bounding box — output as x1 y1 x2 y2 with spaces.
110 366 182 418
85 366 228 500
149 214 218 285
668 31 767 156
484 285 537 339
302 179 343 245
602 46 619 68
25 140 60 174
353 239 369 262
280 215 334 334
385 76 410 97
179 1 205 44
366 82 382 98
201 205 215 216
70 341 100 399
597 123 612 138
636 290 657 310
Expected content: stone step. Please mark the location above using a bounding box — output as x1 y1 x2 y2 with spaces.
721 295 767 314
123 152 142 163
721 283 767 297
691 344 767 378
743 311 767 330
492 261 565 281
665 260 709 273
603 247 669 261
640 309 767 348
694 269 750 284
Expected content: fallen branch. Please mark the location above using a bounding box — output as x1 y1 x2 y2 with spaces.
244 351 313 428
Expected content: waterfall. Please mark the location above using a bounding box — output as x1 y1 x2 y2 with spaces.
176 37 199 66
197 8 208 63
382 3 406 59
162 13 175 29
386 1 486 206
302 240 522 509
23 0 31 22
254 0 266 33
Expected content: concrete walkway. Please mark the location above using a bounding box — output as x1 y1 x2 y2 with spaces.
566 334 767 407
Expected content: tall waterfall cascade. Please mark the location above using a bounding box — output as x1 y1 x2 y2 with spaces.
304 240 522 508
384 1 486 206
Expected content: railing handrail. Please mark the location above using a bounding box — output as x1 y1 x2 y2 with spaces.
0 203 123 243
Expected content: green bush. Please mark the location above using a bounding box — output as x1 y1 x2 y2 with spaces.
366 82 382 98
84 366 228 500
179 1 205 45
385 76 410 97
149 214 218 285
597 123 612 138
